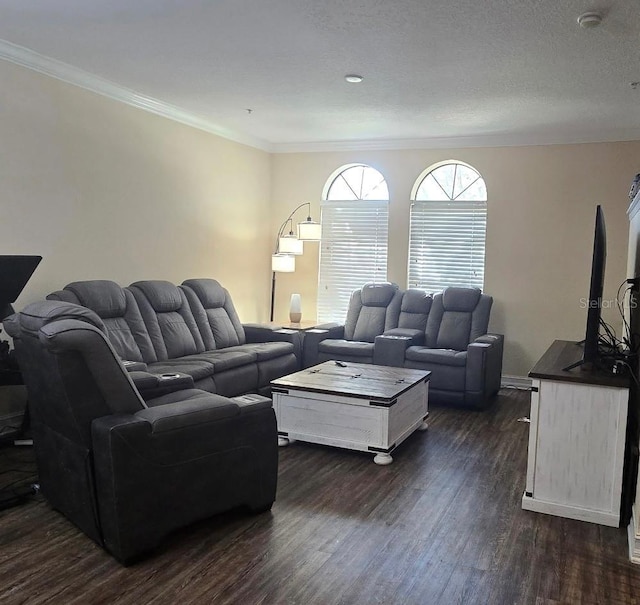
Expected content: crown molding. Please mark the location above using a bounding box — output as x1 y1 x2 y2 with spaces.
0 38 272 152
2 38 640 156
271 130 640 154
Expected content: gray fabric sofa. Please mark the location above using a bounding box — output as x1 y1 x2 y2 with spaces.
5 300 278 564
304 284 503 409
47 278 300 398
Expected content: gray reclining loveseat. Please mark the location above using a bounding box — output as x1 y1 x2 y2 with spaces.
47 278 299 398
304 284 503 409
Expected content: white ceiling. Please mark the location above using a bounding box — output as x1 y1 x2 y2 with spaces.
0 0 639 152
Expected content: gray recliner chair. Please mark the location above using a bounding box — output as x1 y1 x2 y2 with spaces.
303 282 403 367
5 300 278 564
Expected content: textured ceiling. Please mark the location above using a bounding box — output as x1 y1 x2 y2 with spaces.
0 0 639 151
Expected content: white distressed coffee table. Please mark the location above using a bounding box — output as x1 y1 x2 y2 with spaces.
270 361 430 465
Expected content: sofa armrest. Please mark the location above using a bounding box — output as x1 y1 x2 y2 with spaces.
313 322 342 331
129 370 195 400
135 394 240 433
243 324 303 365
90 392 277 563
466 333 504 405
382 328 425 346
374 334 413 367
122 360 148 372
302 326 345 368
244 323 296 343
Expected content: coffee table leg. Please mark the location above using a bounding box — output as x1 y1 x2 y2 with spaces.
373 453 393 465
418 420 429 431
278 436 289 447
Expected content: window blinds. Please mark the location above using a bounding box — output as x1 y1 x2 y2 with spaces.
408 200 486 293
317 200 389 323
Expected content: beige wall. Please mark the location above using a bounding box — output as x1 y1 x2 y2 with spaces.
0 60 272 322
2 57 639 378
272 143 640 377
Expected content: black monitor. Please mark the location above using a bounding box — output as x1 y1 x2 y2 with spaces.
564 205 606 371
0 255 42 320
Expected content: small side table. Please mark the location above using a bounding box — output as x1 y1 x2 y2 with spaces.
269 320 318 331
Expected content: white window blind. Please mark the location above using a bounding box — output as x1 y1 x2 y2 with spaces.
408 199 486 292
317 200 389 322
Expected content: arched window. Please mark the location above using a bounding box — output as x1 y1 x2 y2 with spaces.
318 164 389 322
408 161 487 292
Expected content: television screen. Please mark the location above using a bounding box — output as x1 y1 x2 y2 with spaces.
564 205 606 371
583 205 606 366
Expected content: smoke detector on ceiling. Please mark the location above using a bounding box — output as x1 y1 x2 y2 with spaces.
577 12 603 28
344 74 364 83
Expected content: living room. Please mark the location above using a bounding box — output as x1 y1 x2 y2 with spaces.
2 1 640 603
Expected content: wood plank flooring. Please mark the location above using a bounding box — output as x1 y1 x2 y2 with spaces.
1 389 640 604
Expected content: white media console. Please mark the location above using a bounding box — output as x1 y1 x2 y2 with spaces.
522 340 630 527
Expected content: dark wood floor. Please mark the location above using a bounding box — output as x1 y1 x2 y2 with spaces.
1 389 640 604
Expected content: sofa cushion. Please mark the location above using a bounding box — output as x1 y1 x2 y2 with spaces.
230 342 295 362
344 283 401 342
130 280 183 312
360 282 398 307
398 289 432 331
441 287 482 312
436 312 473 351
405 347 468 367
129 281 205 361
147 359 216 382
318 339 374 358
47 281 157 364
181 279 246 349
426 287 489 351
65 280 127 319
189 349 257 372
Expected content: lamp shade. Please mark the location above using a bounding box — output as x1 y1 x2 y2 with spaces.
278 235 304 255
297 219 322 241
271 253 295 272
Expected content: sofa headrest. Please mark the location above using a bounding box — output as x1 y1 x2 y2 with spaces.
402 289 433 314
360 282 399 307
182 278 226 309
129 280 182 312
16 300 105 337
441 287 482 312
65 280 127 319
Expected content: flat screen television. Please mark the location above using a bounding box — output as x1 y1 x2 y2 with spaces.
564 205 606 371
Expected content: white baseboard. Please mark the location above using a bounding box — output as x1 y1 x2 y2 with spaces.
628 505 640 564
501 375 532 389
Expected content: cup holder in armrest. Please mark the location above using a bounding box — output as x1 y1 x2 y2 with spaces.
159 373 183 380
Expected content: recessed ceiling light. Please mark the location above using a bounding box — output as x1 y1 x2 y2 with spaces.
577 11 603 28
344 74 364 83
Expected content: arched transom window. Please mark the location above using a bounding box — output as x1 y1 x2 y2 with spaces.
408 161 487 292
318 164 389 322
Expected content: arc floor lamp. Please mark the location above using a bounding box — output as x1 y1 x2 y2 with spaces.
270 202 321 322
